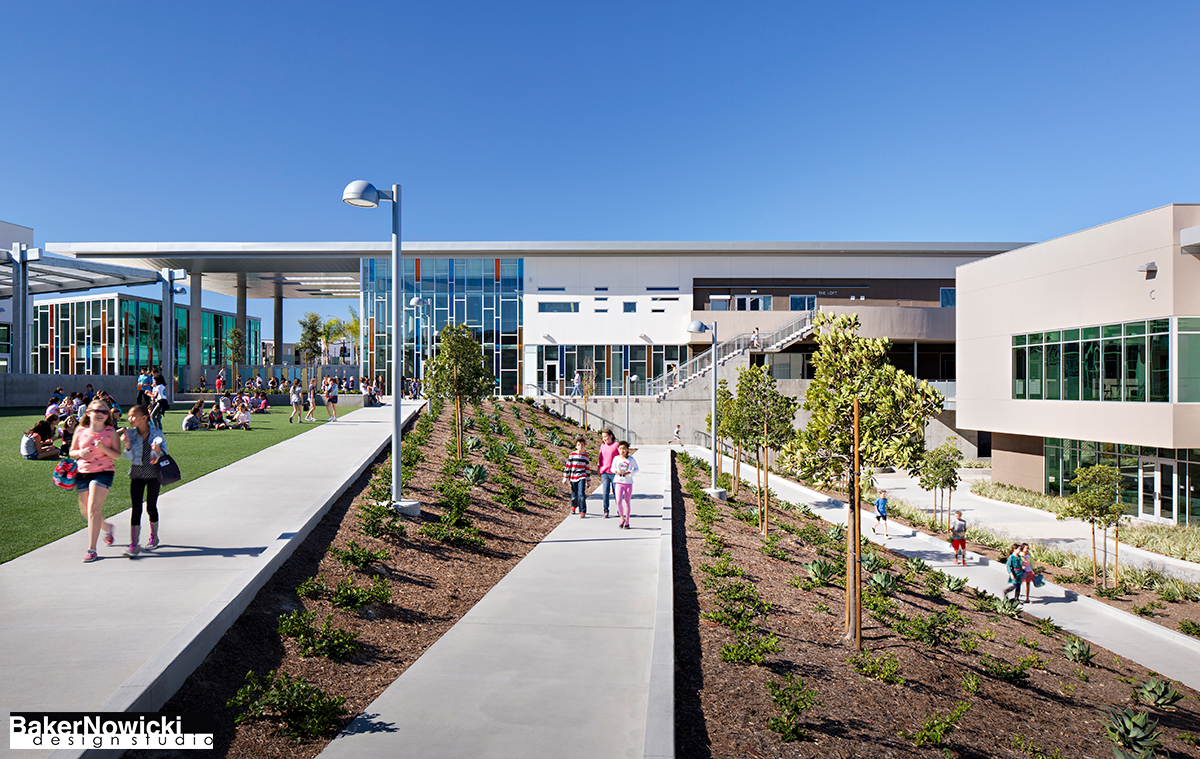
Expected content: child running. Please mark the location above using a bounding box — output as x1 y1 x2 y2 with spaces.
872 489 889 538
612 440 639 529
121 405 166 557
950 510 968 564
562 436 592 518
70 400 122 562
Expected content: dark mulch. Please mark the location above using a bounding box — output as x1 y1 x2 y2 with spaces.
128 399 589 758
674 457 1200 759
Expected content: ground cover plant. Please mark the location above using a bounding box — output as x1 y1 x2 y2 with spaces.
132 396 583 758
673 452 1200 758
0 405 352 563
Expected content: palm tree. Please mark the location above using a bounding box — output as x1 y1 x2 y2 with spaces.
345 307 361 364
321 317 347 365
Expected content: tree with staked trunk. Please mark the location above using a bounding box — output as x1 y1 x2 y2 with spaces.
731 364 799 535
424 323 494 460
1060 464 1124 588
705 378 736 478
912 441 963 531
224 327 246 389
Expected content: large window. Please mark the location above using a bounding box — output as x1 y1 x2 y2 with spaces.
1014 319 1172 403
1181 318 1200 402
538 302 579 313
940 288 956 307
735 295 772 311
790 295 815 311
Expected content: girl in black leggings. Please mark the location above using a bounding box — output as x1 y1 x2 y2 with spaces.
121 405 167 557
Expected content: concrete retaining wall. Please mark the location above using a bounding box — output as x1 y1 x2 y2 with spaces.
0 374 138 408
176 393 366 409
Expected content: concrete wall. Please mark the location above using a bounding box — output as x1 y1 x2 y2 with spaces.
957 203 1200 448
991 432 1044 492
818 305 956 341
176 392 366 409
0 374 138 408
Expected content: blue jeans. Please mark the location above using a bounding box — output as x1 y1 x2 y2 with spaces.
600 472 615 515
570 479 589 514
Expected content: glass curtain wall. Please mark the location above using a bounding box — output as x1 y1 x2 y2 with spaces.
1044 440 1200 525
1014 319 1170 402
31 297 118 375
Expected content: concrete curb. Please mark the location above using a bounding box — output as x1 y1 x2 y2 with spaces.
48 405 414 759
641 451 675 759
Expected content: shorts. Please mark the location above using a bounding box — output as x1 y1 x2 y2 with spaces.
952 539 966 551
326 395 338 404
76 471 115 491
23 451 40 460
875 514 887 521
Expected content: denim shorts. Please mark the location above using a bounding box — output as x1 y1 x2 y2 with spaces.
76 471 115 491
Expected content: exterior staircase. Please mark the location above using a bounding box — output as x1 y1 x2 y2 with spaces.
646 310 817 400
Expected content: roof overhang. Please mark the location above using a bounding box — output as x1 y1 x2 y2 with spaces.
1 251 161 298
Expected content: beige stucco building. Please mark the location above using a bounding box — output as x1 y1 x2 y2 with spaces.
957 204 1200 525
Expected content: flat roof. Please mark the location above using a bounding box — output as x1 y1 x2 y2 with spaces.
33 291 257 320
46 240 1028 299
1 251 162 298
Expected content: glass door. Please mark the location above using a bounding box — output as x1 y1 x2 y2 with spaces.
1140 461 1156 518
1139 459 1178 523
544 361 559 394
1159 462 1174 522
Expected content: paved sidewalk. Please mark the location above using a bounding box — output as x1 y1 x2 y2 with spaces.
0 400 422 759
684 447 1200 692
318 446 675 759
874 469 1200 584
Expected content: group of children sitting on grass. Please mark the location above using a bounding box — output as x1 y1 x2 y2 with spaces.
22 386 123 461
181 390 270 431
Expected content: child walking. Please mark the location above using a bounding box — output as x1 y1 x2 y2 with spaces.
562 436 591 518
950 510 968 565
872 489 889 538
597 429 619 519
289 379 304 423
1020 543 1036 603
304 378 318 422
122 405 166 557
1003 544 1025 603
70 400 122 562
612 441 639 529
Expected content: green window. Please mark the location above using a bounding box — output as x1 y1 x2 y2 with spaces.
1028 345 1043 399
1012 347 1026 399
1124 335 1146 402
1062 342 1080 400
1082 341 1101 401
1149 333 1169 402
1182 320 1200 402
1044 343 1061 400
1101 338 1122 400
1082 326 1100 340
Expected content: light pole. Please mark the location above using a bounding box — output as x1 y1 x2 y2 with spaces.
409 296 432 385
624 372 639 442
343 180 419 516
688 319 725 500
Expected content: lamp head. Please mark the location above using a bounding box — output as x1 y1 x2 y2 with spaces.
686 320 708 334
342 180 380 208
630 374 639 381
408 296 422 307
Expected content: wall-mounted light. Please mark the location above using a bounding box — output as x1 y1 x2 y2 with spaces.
1138 262 1158 280
542 333 556 344
639 333 652 343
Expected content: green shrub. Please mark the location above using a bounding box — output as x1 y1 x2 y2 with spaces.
1180 619 1200 637
498 483 526 511
398 444 424 469
899 701 972 749
971 481 1070 516
961 672 982 694
329 540 390 568
277 611 361 660
892 606 969 648
699 555 745 578
980 653 1030 684
296 575 326 599
924 570 947 599
331 575 392 611
357 499 407 539
765 674 821 741
848 650 905 684
720 630 782 665
226 669 347 741
1132 600 1165 618
1036 617 1062 636
760 534 789 561
1016 635 1040 650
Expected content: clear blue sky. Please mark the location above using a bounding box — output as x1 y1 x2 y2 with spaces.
3 2 1197 339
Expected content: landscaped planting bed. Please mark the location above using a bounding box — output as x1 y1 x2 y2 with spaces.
130 397 591 758
674 453 1200 758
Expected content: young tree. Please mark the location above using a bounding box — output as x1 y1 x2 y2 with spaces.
578 363 596 431
224 327 246 387
296 312 324 365
912 441 963 530
705 378 736 478
425 323 494 459
1060 464 1123 588
732 364 799 535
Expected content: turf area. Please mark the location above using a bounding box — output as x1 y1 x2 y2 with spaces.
0 405 354 563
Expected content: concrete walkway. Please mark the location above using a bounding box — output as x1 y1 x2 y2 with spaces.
0 400 422 759
684 447 1200 692
873 468 1200 584
318 446 675 759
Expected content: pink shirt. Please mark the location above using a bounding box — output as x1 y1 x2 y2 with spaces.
598 441 620 474
74 427 117 473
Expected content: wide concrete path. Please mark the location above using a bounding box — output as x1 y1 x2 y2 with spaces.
0 400 422 759
874 468 1200 583
318 446 675 759
684 447 1200 692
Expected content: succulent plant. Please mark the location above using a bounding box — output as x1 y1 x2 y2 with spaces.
460 464 488 487
903 557 931 575
1062 635 1096 666
803 559 839 587
993 598 1022 618
1099 706 1162 759
501 441 519 456
862 553 889 573
463 417 476 430
945 575 968 593
868 571 900 597
1136 677 1184 710
826 524 847 543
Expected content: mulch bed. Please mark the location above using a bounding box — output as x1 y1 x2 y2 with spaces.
129 398 587 758
674 456 1200 758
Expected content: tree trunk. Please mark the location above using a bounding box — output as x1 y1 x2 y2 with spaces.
733 446 741 496
947 486 953 533
1114 521 1120 590
762 447 770 536
1102 527 1109 589
755 447 763 518
1090 522 1098 587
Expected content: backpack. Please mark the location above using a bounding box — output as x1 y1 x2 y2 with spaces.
53 458 78 490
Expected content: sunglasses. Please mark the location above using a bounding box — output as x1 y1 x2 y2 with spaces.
90 409 109 416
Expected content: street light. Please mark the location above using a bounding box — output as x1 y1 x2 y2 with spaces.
688 319 725 500
409 296 432 386
343 180 419 516
625 372 639 442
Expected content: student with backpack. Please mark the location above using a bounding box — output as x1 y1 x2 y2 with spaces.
71 400 122 563
562 436 592 518
121 405 167 557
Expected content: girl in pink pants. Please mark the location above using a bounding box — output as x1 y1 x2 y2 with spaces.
612 441 640 529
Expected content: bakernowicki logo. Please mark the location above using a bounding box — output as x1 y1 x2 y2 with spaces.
9 712 213 750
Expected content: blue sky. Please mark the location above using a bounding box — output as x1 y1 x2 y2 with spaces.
2 1 1197 338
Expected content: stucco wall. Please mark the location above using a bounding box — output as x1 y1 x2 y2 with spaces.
991 432 1044 492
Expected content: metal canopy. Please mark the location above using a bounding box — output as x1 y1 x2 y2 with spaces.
0 251 161 298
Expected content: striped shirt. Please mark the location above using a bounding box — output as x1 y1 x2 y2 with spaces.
563 451 591 482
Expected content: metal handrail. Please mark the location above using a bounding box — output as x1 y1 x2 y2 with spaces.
646 310 816 398
522 383 639 444
692 429 738 460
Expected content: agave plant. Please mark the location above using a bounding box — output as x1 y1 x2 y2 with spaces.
803 559 839 587
945 575 968 593
523 429 538 446
867 571 900 597
1136 677 1184 710
463 417 476 430
993 597 1022 618
501 441 519 456
490 422 504 435
1062 635 1096 666
903 557 930 575
460 464 488 487
862 553 889 573
826 524 847 543
1099 706 1162 759
465 436 483 452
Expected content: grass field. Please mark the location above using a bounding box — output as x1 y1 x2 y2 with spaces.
0 406 354 563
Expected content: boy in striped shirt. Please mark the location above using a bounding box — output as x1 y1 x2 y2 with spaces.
562 436 592 518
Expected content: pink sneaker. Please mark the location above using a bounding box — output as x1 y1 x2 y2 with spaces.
103 529 115 546
83 549 98 563
146 534 160 549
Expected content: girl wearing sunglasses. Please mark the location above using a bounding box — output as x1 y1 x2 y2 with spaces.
70 401 122 563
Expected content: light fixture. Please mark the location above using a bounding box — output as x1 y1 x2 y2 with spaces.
639 333 652 343
687 319 722 499
342 180 380 208
1138 262 1158 280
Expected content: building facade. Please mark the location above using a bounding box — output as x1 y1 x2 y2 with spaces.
30 293 260 377
957 204 1200 525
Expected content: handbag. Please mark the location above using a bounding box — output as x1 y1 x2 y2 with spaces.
53 458 78 490
1033 572 1046 588
156 454 182 486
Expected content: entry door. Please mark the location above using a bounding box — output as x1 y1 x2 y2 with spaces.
1140 460 1177 523
544 362 559 393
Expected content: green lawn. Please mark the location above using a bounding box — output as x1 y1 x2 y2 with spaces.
0 406 355 563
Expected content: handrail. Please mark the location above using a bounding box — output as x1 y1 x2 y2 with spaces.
522 383 639 444
646 310 816 397
692 429 738 460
